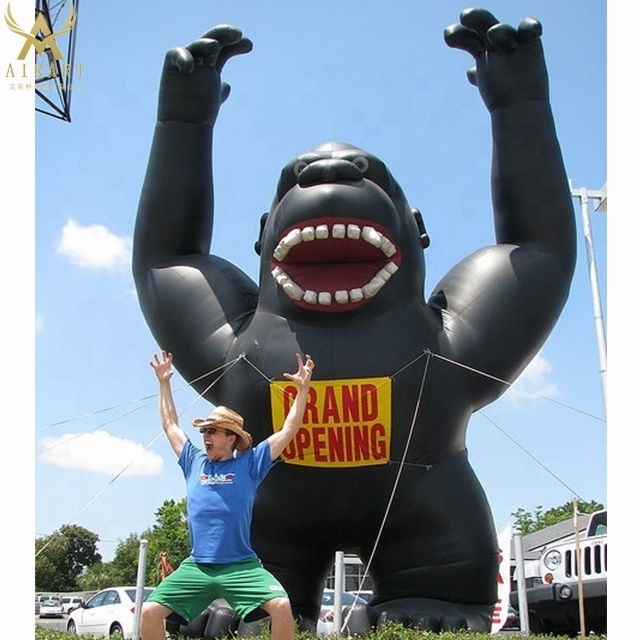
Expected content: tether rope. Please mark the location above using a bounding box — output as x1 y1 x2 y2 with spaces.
35 356 243 559
432 352 605 423
35 347 605 566
478 410 586 501
341 350 432 633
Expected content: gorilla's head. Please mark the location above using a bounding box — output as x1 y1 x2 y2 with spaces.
255 142 429 315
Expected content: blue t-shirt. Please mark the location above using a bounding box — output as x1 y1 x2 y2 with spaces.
179 438 275 564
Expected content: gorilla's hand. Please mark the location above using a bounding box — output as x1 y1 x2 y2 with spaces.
444 8 547 112
157 25 252 125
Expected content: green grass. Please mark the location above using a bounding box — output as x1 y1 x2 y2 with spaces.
35 625 607 640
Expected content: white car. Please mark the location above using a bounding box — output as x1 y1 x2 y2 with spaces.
61 596 84 614
39 597 64 619
66 586 154 639
317 589 369 635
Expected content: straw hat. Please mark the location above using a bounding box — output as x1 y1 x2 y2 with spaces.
192 406 253 451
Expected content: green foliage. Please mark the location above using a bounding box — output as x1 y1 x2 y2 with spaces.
512 499 604 535
72 498 191 590
145 498 191 585
111 533 145 585
35 524 101 592
35 625 607 640
77 560 126 591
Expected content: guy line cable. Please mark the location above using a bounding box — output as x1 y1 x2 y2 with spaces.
37 347 603 567
35 356 243 559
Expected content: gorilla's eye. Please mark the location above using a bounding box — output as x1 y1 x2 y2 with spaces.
293 161 308 177
352 156 369 173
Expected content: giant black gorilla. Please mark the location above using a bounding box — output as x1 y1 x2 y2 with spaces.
133 8 575 633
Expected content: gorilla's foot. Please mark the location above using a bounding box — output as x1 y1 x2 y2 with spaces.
370 598 493 633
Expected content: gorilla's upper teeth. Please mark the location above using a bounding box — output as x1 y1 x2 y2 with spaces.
273 223 397 262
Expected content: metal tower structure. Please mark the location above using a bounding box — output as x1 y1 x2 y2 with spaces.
34 0 80 122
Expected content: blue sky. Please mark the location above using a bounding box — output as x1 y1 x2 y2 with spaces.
4 0 627 613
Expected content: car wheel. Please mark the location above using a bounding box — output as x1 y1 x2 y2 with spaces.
67 619 77 634
109 622 125 638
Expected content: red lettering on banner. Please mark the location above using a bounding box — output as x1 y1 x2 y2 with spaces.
362 384 377 420
371 423 386 459
322 386 340 423
354 425 367 460
274 378 390 467
342 385 360 421
312 427 327 462
280 423 389 464
327 428 344 462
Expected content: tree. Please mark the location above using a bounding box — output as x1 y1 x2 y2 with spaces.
77 561 124 591
512 499 604 535
111 533 145 585
36 524 101 591
146 498 190 585
106 499 191 587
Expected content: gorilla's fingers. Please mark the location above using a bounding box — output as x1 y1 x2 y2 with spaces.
459 8 500 35
185 38 221 65
200 24 244 46
444 24 485 57
517 17 543 44
216 37 253 71
165 47 195 74
486 23 519 51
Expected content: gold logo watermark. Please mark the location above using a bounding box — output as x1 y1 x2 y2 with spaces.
3 2 84 101
5 2 76 60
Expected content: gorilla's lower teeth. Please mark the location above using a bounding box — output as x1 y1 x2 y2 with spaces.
271 262 398 306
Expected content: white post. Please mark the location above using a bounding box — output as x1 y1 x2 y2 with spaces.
570 183 607 417
334 550 344 636
573 500 587 640
132 538 149 640
513 530 530 636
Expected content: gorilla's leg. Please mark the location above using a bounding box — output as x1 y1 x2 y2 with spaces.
364 452 499 632
251 471 336 630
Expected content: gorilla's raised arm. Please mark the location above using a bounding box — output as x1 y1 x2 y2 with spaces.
436 9 576 394
133 26 257 386
133 25 252 276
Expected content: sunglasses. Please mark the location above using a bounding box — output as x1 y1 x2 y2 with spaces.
199 427 233 436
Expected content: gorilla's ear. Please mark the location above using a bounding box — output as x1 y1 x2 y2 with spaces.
412 208 430 249
254 212 269 255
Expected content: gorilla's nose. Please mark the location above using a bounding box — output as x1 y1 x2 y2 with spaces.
297 158 363 187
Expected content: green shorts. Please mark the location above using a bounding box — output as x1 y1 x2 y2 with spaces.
147 557 288 623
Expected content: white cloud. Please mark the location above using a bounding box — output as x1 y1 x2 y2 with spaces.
38 430 164 476
56 218 132 270
504 352 560 405
35 313 44 332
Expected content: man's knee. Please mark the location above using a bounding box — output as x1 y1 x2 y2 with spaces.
141 601 170 627
262 597 293 620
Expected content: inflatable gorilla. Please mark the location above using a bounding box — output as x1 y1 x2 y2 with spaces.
133 8 575 633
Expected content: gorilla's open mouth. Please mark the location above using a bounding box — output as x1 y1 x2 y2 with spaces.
270 216 401 312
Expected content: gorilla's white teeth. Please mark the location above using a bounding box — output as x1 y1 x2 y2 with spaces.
272 223 397 262
347 224 361 240
271 261 399 306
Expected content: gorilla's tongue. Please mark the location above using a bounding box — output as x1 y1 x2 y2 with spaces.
283 258 387 293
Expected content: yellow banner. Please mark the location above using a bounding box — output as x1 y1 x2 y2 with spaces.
270 377 392 468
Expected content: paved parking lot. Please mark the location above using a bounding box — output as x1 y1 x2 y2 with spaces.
35 614 68 633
